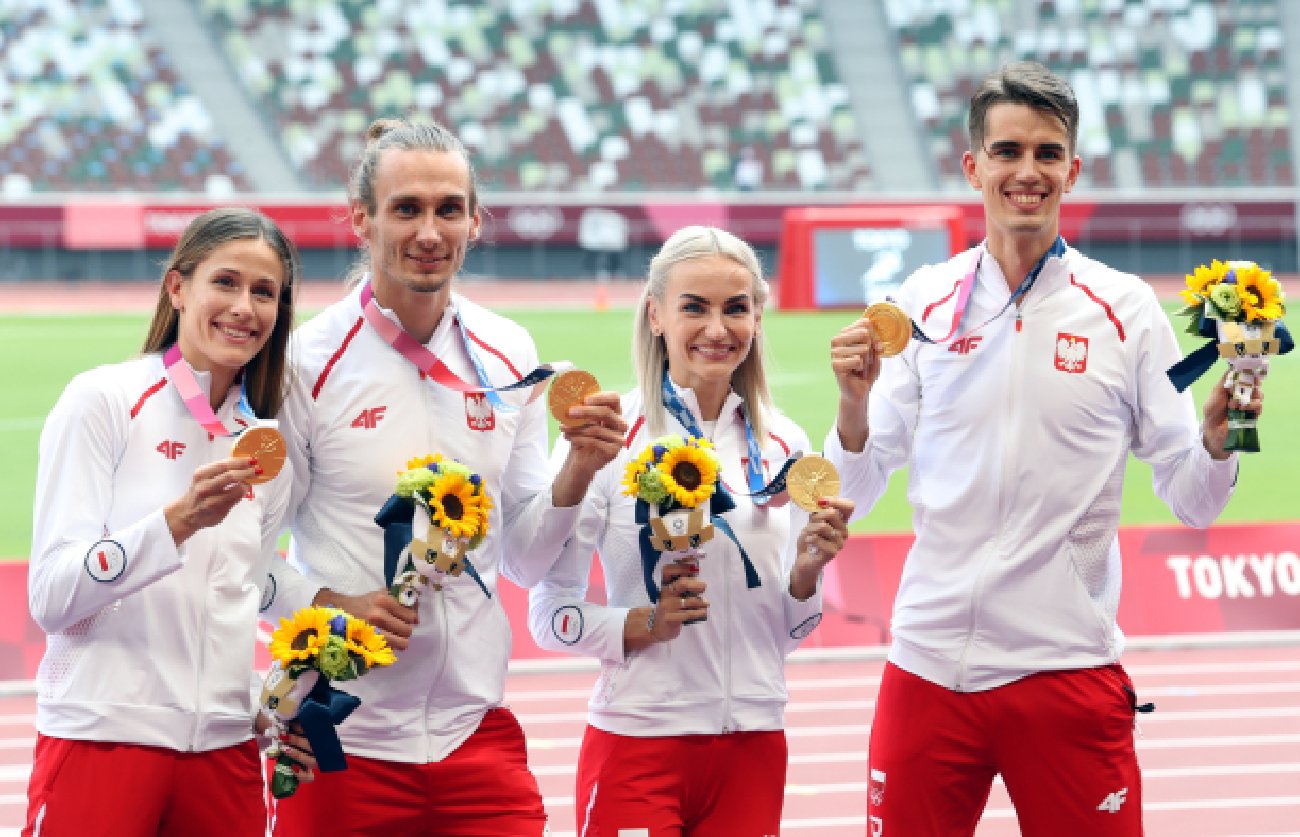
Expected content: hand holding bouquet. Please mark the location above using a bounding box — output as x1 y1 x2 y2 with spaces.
1168 259 1292 452
260 607 395 798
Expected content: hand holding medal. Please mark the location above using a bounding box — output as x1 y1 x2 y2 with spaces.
863 302 912 358
785 454 841 512
784 454 854 599
548 369 602 426
231 424 286 484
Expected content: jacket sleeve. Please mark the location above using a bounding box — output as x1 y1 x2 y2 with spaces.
498 346 581 589
29 373 186 634
527 438 631 665
264 366 323 618
780 426 824 654
257 459 321 623
279 349 315 540
824 308 923 524
1130 288 1237 527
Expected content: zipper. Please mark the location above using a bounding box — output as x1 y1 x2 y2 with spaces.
190 438 217 751
720 539 733 733
719 426 736 733
955 307 1025 691
424 375 450 761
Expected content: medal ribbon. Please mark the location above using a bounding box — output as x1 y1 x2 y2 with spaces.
910 236 1067 346
660 369 788 504
163 344 255 437
360 281 569 411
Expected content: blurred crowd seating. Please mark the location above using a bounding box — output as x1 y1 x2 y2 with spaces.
196 0 871 192
3 0 1293 195
888 0 1293 190
0 0 251 195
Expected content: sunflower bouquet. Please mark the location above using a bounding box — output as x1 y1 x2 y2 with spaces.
622 434 759 610
260 606 396 798
376 454 495 606
1168 259 1292 452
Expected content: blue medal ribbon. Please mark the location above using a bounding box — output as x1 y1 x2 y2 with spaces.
661 369 775 503
911 236 1067 345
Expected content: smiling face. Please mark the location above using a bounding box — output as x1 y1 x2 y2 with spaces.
647 254 759 403
352 147 481 311
963 101 1081 256
166 238 284 393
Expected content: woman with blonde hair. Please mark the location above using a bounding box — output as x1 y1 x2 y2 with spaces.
530 225 854 836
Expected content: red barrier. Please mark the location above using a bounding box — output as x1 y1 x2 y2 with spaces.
3 522 1297 680
5 198 1294 250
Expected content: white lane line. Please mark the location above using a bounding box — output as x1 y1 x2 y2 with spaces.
532 761 1300 784
1139 733 1300 750
981 796 1300 817
1139 705 1300 722
1128 660 1300 677
1144 682 1300 697
517 699 876 726
0 767 28 783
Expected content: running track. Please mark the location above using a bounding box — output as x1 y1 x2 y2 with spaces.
1 643 1297 836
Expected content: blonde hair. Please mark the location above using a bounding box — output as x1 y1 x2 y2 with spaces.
141 207 299 418
632 225 773 440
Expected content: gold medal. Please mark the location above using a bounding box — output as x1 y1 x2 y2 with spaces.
547 370 601 426
864 302 912 357
232 426 287 484
786 454 840 513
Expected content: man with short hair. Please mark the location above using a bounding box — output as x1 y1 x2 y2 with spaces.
826 60 1261 835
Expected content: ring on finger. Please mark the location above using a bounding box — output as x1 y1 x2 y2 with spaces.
680 597 688 610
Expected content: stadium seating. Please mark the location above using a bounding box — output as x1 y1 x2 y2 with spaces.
195 0 872 192
886 0 1293 190
0 0 252 194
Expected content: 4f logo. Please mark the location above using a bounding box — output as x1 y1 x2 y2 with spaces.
948 336 983 355
1097 787 1128 813
1055 333 1089 373
352 406 387 429
156 440 186 460
465 393 494 431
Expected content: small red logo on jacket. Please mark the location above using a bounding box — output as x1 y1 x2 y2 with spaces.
465 393 495 431
351 406 387 428
156 440 186 459
1055 333 1089 373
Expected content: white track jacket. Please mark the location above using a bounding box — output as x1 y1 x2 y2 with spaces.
827 244 1237 692
274 285 578 762
529 388 823 736
30 355 298 750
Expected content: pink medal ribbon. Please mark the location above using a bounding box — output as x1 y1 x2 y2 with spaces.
162 343 253 437
359 281 569 409
907 237 1066 345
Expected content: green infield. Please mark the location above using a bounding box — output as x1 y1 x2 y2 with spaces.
2 303 1295 559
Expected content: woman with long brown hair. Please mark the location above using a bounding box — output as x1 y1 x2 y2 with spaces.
25 207 313 836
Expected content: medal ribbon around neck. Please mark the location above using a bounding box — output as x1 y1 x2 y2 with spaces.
909 235 1067 346
360 280 570 411
163 343 257 437
660 369 795 505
